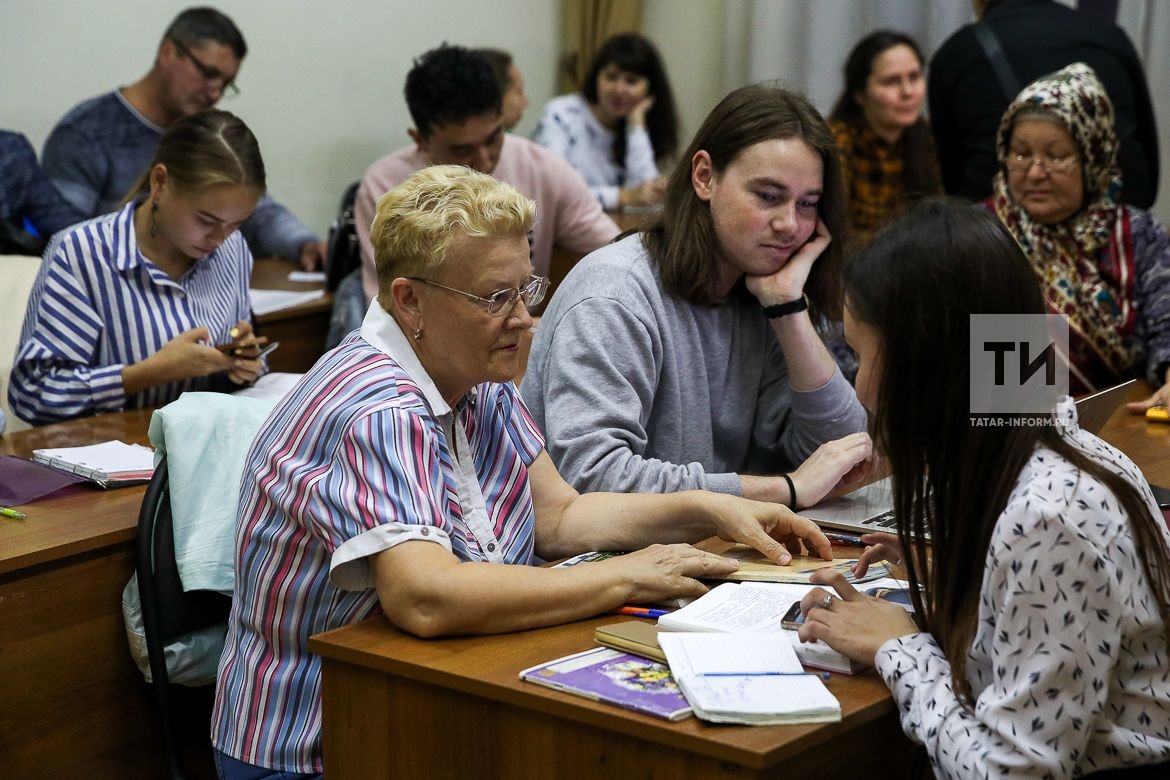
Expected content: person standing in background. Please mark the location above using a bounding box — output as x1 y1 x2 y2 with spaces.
532 33 679 211
928 0 1158 209
829 30 941 246
41 6 326 269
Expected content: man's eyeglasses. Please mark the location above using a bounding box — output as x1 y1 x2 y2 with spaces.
409 275 548 316
1004 153 1079 175
171 38 239 97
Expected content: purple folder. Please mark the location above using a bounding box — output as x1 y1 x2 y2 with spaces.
0 455 87 505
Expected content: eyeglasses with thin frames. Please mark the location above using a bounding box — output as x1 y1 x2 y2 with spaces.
170 38 240 97
1004 154 1079 175
408 275 548 316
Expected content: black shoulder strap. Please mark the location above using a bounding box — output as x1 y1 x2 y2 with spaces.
972 23 1020 100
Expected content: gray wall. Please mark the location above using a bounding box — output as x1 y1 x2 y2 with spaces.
3 0 1164 232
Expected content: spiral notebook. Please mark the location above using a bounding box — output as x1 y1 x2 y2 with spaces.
32 440 155 487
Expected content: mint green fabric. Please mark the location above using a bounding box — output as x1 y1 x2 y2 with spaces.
148 392 278 593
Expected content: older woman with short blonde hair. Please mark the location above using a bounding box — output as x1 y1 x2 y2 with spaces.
211 165 833 778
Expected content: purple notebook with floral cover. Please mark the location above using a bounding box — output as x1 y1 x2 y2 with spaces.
0 455 87 505
519 646 692 721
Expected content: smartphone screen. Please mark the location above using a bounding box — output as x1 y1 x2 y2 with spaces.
781 601 804 629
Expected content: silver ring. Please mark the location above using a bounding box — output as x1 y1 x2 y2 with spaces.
821 594 834 610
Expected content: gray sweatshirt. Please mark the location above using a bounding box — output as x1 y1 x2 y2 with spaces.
521 234 866 495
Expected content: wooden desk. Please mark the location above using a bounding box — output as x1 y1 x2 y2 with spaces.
251 258 333 374
1101 382 1170 486
0 411 210 778
313 614 916 779
311 391 1168 779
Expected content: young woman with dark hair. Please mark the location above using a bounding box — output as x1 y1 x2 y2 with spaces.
533 33 679 210
829 30 941 244
798 197 1170 779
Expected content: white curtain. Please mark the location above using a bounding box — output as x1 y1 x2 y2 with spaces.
1117 0 1170 217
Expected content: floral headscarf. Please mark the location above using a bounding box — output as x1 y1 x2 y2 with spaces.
990 63 1136 392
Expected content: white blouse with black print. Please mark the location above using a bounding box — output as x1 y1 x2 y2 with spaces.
875 398 1170 778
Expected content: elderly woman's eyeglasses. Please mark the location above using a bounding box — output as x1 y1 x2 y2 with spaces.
409 275 548 316
171 38 240 97
1004 154 1079 175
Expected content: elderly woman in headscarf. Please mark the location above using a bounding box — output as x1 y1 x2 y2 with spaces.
989 62 1170 410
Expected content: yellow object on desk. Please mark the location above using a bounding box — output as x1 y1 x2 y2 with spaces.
0 507 28 520
1147 406 1170 423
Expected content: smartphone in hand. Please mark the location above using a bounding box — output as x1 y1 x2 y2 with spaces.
781 602 805 629
215 338 278 359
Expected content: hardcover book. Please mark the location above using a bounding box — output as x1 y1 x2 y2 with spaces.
594 620 667 663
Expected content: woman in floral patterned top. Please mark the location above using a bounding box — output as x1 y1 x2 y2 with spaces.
798 198 1170 779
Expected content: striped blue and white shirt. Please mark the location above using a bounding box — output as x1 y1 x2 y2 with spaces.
8 202 254 425
211 303 545 773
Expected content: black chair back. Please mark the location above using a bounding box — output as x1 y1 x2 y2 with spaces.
325 181 361 292
135 457 232 780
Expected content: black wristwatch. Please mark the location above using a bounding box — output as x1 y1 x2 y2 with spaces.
761 294 809 319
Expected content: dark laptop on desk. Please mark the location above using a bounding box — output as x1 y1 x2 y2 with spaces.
1074 379 1135 435
799 380 1137 539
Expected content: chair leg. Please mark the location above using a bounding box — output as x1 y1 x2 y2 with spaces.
151 679 189 780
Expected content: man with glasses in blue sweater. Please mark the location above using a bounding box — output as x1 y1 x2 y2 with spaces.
41 6 326 270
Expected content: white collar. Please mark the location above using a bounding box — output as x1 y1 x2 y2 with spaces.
359 301 452 416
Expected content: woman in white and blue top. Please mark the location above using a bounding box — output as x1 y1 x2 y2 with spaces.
9 110 267 425
533 33 678 211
